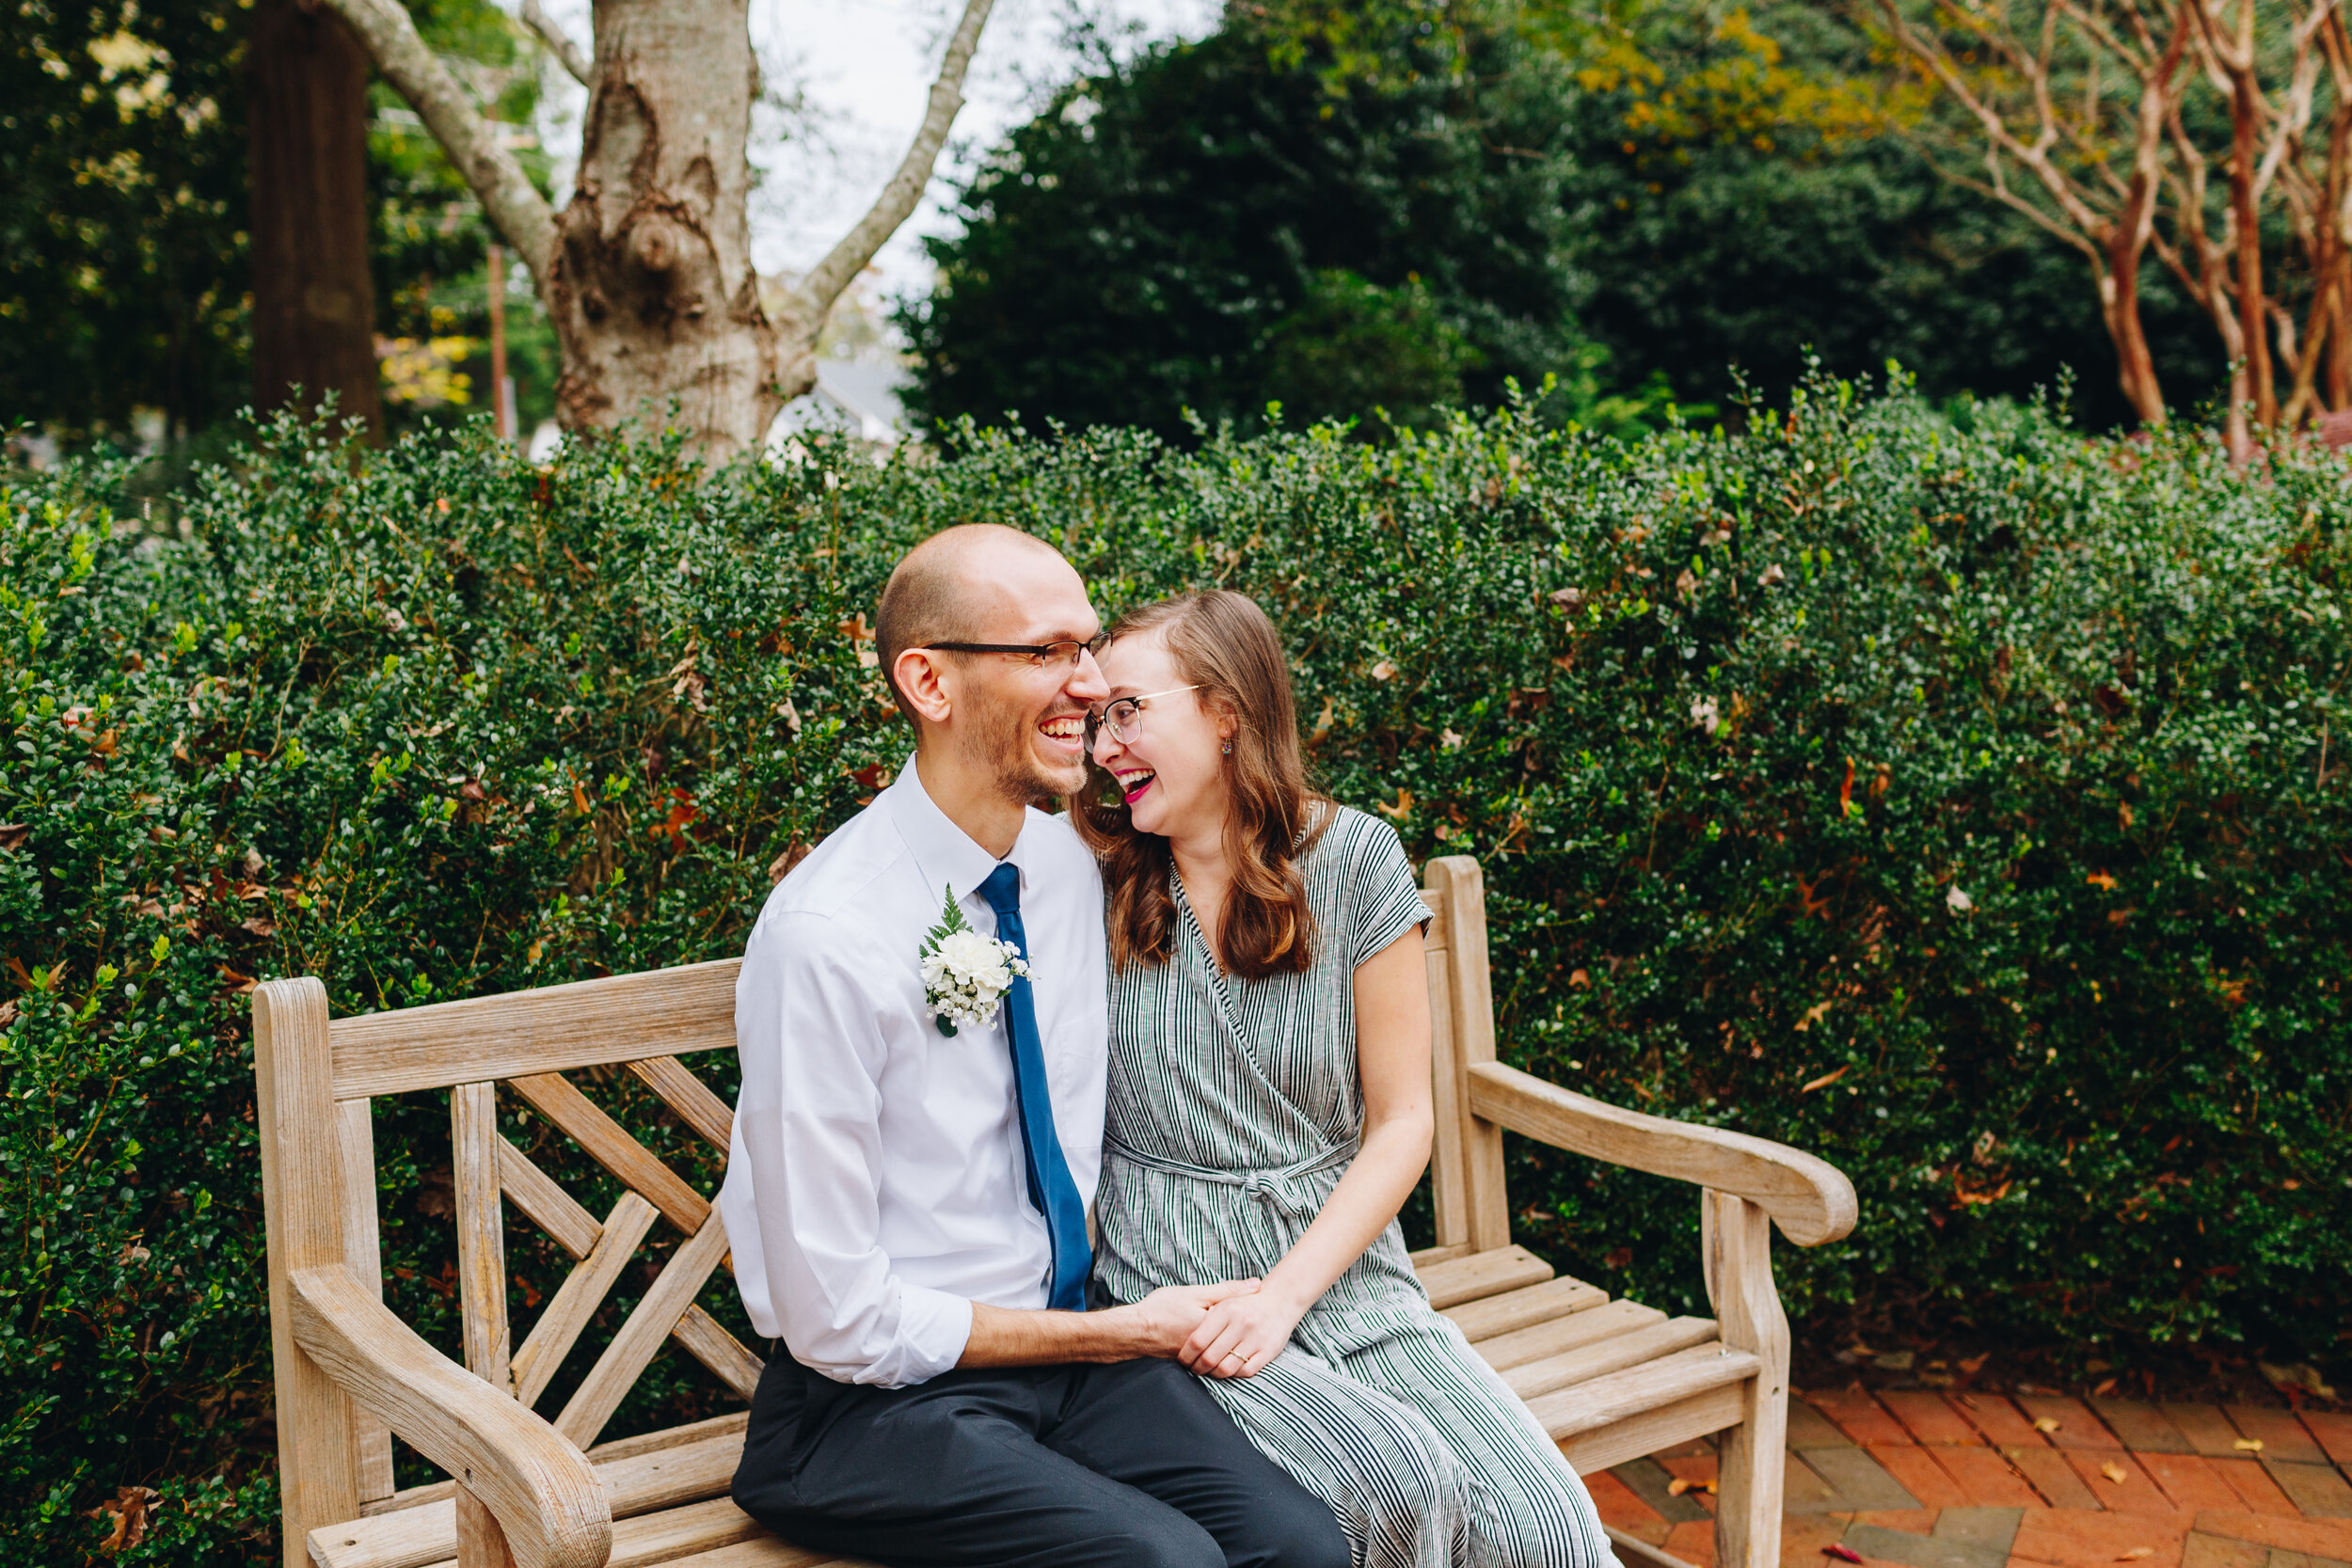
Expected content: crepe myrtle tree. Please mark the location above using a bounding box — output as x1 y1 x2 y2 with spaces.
324 0 993 452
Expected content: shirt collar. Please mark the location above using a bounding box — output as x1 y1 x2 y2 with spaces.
884 752 1033 903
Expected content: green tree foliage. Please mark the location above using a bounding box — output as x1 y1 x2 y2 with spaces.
0 0 561 452
911 0 2222 436
899 17 1620 439
0 0 250 444
4 384 2346 1555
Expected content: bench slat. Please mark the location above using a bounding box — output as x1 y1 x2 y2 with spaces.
509 1072 712 1235
512 1193 660 1407
1503 1315 1721 1401
1413 1243 1552 1309
498 1138 604 1259
321 1423 749 1568
628 1055 736 1152
556 1212 735 1449
1474 1297 1665 1372
1530 1341 1762 1441
330 960 742 1101
1556 1383 1749 1476
1441 1275 1608 1343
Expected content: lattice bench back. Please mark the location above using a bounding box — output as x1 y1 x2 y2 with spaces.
255 861 1501 1565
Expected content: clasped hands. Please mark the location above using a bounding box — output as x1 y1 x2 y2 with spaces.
1122 1277 1309 1380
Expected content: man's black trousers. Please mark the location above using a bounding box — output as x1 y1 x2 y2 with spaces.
732 1354 1350 1568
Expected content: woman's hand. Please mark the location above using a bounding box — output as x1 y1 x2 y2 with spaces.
1178 1284 1310 1378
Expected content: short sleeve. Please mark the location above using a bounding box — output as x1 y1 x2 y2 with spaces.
1345 811 1431 965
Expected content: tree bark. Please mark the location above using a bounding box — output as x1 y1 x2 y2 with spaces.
2101 232 2169 427
247 0 384 439
547 0 787 451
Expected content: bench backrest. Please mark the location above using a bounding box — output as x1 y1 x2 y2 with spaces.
254 856 1502 1557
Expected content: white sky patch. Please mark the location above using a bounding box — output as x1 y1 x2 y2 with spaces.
525 0 1217 308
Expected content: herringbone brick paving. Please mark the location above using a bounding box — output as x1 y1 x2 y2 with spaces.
1593 1390 2352 1568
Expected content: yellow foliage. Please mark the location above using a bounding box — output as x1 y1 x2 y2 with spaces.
375 337 478 408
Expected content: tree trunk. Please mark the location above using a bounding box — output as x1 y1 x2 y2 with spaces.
2221 1 2275 429
247 0 384 440
2097 240 2168 427
548 0 797 453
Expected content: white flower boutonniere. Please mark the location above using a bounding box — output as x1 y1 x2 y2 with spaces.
919 887 1029 1037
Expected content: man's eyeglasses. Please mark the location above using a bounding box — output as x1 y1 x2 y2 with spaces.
1087 685 1202 748
923 634 1108 670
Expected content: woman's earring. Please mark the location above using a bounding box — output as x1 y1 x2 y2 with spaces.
1221 739 1232 756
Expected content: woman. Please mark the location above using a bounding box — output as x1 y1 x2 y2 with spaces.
1075 590 1610 1568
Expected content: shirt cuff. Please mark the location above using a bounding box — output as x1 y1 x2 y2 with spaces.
893 1284 976 1386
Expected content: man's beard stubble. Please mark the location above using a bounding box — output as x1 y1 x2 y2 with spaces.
961 679 1084 811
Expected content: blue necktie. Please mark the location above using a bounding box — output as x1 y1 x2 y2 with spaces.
976 862 1092 1311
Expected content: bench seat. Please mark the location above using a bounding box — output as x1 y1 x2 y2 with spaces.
259 856 1853 1568
312 1243 1760 1568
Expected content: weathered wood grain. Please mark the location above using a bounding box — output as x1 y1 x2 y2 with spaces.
1707 1190 1790 1568
1423 858 1511 1250
1413 1243 1552 1309
496 1138 603 1260
1442 1275 1610 1343
287 1263 609 1568
1529 1342 1763 1441
329 960 740 1100
1467 1061 1859 1246
340 1098 400 1505
511 1193 659 1408
554 1213 733 1449
627 1055 735 1153
452 1082 512 1395
256 977 364 1568
508 1072 709 1234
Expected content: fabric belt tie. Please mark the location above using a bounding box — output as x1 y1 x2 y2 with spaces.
977 862 1092 1312
1104 1134 1359 1220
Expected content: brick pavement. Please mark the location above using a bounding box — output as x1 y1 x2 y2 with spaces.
1592 1390 2352 1568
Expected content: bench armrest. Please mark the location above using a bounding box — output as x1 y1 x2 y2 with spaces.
1466 1061 1858 1247
288 1264 612 1568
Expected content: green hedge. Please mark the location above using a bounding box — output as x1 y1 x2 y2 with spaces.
5 381 2347 1561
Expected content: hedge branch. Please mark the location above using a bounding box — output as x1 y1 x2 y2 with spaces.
792 0 994 319
317 0 558 293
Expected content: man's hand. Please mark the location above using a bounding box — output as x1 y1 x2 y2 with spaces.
958 1278 1260 1368
1119 1279 1263 1359
1179 1284 1309 1379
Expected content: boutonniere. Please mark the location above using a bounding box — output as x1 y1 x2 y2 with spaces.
919 887 1029 1037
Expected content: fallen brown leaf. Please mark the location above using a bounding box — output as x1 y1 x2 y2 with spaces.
2101 1461 2128 1483
1800 1063 1849 1094
2033 1417 2062 1433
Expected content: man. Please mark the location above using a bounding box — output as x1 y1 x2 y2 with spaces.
719 524 1347 1568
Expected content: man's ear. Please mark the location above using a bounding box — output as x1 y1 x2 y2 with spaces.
893 647 955 727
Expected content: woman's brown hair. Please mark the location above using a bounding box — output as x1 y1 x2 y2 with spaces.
1073 590 1330 978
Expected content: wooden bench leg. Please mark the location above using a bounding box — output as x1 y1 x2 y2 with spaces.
1705 1190 1789 1568
457 1488 519 1568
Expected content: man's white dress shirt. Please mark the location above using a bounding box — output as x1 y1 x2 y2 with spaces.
717 758 1109 1387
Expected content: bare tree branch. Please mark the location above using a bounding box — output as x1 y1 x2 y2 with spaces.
792 0 995 319
521 0 595 91
319 0 558 288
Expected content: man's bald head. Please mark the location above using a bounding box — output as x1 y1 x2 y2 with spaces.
876 524 1071 711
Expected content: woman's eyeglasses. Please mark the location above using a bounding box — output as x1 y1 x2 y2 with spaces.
922 634 1109 669
1087 685 1201 748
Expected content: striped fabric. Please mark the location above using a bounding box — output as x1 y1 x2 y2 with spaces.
1095 807 1610 1568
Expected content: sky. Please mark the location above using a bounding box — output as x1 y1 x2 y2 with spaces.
530 0 1220 309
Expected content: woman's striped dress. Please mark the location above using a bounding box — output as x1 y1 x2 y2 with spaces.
1092 806 1610 1568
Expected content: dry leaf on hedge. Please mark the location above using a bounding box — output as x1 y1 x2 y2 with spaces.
1800 1063 1847 1092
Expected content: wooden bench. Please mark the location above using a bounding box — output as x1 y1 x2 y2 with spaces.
257 855 1855 1568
